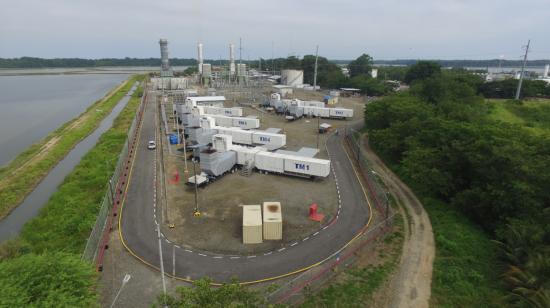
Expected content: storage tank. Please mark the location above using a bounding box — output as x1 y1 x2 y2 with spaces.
243 205 263 244
281 70 304 87
263 202 282 240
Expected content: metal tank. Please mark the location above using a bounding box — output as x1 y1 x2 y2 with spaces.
281 70 304 87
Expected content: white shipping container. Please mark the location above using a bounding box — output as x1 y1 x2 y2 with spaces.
232 117 260 129
303 101 325 107
283 156 331 177
329 108 354 118
230 129 254 145
255 152 285 173
252 132 286 150
211 115 234 127
310 107 330 118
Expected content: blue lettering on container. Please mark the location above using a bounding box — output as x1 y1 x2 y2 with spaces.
336 111 343 115
294 163 310 171
238 121 246 125
259 136 271 142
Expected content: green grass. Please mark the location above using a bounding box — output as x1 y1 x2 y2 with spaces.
422 197 505 307
487 98 550 135
300 211 404 307
20 78 144 253
369 146 506 307
0 76 139 219
0 77 144 307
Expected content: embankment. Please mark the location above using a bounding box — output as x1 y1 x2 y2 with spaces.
0 75 139 219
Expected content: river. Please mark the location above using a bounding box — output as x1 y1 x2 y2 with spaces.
0 84 136 242
0 74 129 166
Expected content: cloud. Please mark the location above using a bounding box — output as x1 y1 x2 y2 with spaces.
0 0 549 59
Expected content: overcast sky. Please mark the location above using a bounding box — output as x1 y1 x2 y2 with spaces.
1 0 549 60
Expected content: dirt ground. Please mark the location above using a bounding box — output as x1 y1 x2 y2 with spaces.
361 138 434 308
159 91 367 255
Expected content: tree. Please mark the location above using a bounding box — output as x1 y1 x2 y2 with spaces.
404 61 441 84
348 54 373 78
156 278 266 307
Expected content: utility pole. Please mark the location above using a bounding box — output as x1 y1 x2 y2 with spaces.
515 39 530 100
156 225 167 297
192 159 200 217
313 45 319 91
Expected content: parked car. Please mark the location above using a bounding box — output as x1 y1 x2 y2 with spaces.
147 140 156 150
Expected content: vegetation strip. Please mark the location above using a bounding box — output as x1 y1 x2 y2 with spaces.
365 62 549 306
0 77 144 306
0 76 138 219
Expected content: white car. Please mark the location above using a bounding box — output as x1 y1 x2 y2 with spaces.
147 140 156 150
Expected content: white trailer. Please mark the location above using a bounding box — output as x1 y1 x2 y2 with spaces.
303 101 325 108
252 131 286 150
255 152 285 173
186 96 226 107
329 108 354 118
254 152 330 178
283 156 331 177
203 106 243 117
232 117 260 129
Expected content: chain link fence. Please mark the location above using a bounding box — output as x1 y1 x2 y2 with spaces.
265 129 395 304
81 82 144 262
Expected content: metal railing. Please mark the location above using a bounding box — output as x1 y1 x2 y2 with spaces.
81 82 146 263
265 128 395 304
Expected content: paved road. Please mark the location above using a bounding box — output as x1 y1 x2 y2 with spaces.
119 94 372 283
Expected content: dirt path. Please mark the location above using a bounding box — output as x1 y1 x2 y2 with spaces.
361 137 435 308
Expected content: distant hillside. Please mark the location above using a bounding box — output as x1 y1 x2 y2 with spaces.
372 59 550 67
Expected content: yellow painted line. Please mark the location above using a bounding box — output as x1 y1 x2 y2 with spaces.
117 103 374 285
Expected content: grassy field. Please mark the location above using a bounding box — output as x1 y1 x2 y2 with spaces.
0 76 139 219
487 98 550 134
21 79 144 253
367 145 506 307
300 209 403 307
422 198 504 307
0 79 144 307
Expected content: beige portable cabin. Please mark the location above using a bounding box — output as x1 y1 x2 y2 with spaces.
263 202 283 240
242 205 263 244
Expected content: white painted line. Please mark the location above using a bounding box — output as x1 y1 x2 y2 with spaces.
290 242 298 247
198 253 207 257
264 252 273 256
213 256 223 259
153 214 156 219
165 239 170 243
323 225 329 230
278 248 286 252
247 255 256 259
185 249 192 253
313 231 320 236
230 256 240 259
302 237 309 241
174 245 180 249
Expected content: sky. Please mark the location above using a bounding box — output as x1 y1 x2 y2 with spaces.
1 0 549 60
